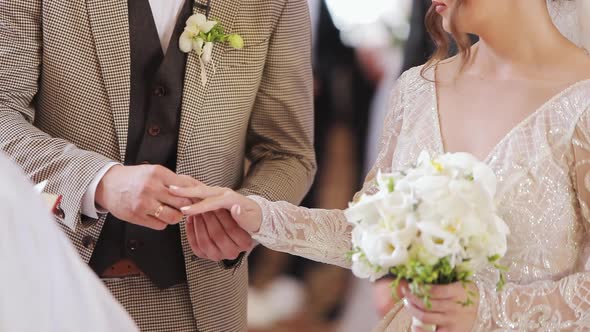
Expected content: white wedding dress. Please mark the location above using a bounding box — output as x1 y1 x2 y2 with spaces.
248 2 590 330
0 154 138 332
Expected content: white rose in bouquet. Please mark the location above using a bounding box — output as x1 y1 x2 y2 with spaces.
345 151 510 330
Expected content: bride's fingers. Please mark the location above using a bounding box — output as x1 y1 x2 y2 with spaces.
403 298 449 326
180 194 236 216
429 283 464 300
169 184 228 199
402 288 431 312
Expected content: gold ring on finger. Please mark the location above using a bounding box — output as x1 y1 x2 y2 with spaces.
153 204 165 218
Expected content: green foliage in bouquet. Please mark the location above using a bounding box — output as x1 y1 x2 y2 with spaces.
386 255 507 309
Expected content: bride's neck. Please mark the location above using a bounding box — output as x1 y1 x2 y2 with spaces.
464 2 575 80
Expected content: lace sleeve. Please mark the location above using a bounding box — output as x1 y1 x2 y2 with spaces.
472 108 590 331
248 72 407 268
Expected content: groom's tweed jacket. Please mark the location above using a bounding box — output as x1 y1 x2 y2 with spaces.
0 0 315 330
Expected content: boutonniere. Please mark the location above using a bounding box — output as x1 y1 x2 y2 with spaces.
179 13 244 85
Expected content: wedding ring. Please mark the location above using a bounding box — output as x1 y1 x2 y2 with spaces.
153 204 164 218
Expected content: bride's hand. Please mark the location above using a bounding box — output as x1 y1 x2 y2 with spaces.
399 281 478 332
170 184 263 234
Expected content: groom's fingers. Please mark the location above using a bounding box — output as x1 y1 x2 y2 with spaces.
160 171 202 188
158 192 193 211
203 212 241 260
215 209 252 249
186 217 207 258
196 213 224 261
136 214 169 231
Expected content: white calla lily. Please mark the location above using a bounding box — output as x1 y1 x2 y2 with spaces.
473 162 497 197
350 252 374 279
345 192 385 226
375 191 413 221
179 31 194 53
186 13 218 34
179 14 218 55
417 221 462 261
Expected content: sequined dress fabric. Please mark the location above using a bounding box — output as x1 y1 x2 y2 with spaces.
250 65 590 331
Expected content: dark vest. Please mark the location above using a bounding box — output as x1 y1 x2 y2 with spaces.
89 0 192 289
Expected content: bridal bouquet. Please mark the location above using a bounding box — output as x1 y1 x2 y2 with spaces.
345 151 509 327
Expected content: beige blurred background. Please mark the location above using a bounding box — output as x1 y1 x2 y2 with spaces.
247 0 415 331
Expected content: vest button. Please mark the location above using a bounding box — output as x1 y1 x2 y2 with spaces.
82 236 96 250
153 86 166 97
147 125 161 136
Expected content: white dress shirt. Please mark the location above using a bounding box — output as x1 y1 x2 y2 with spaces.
82 1 185 218
0 154 138 331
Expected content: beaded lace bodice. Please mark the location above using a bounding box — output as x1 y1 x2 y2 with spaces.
250 66 590 331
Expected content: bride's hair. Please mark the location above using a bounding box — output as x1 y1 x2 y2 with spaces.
421 0 570 77
421 0 470 77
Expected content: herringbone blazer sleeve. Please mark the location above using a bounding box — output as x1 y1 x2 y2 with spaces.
239 0 316 205
0 1 112 230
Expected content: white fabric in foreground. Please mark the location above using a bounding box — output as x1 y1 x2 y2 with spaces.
0 154 138 332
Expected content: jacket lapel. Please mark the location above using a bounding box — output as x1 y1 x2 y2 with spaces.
177 0 244 326
176 0 242 168
86 0 131 161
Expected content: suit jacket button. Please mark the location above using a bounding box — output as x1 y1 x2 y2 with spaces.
80 215 98 228
82 236 96 250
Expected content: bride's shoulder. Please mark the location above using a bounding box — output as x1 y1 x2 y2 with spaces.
394 65 433 97
398 64 431 83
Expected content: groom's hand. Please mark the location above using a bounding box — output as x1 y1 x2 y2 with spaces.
169 184 260 261
95 165 194 230
184 210 253 261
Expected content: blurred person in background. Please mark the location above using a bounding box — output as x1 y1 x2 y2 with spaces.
247 0 380 330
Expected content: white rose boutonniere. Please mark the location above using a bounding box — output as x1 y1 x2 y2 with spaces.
179 13 244 85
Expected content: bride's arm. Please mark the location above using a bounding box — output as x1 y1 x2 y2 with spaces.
246 74 407 268
472 107 590 331
174 72 407 267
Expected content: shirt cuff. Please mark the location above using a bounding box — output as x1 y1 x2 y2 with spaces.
81 162 120 218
